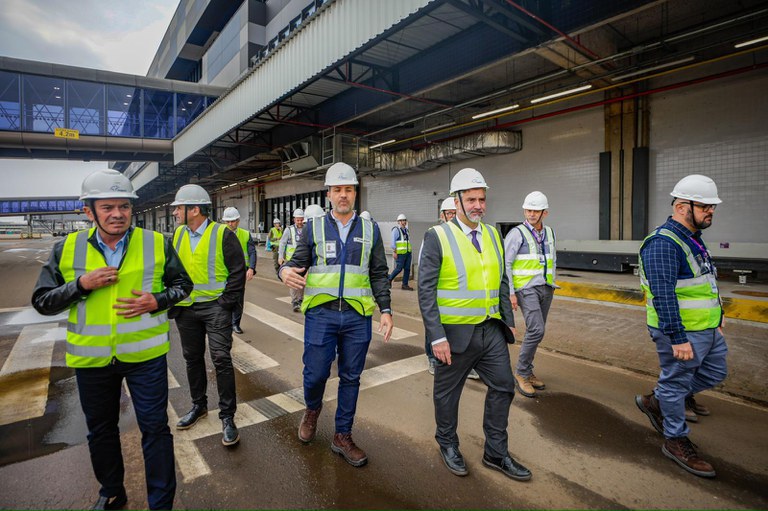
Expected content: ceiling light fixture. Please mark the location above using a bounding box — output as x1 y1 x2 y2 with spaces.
734 35 768 48
369 139 396 149
420 121 456 133
530 84 592 104
611 56 696 81
471 104 520 120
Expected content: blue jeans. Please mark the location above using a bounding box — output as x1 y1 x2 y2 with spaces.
76 355 175 510
388 251 412 286
303 306 372 433
650 327 728 438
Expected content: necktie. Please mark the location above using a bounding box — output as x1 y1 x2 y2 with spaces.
470 230 482 253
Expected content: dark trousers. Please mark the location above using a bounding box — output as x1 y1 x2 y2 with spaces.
231 300 243 328
303 306 372 433
175 301 237 418
433 319 515 459
75 355 175 510
388 251 412 286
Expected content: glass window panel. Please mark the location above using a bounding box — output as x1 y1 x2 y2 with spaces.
143 89 174 138
107 84 141 137
176 93 205 132
23 75 64 132
67 80 104 135
0 71 21 130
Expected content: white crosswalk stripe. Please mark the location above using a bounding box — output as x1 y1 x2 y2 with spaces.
231 335 279 373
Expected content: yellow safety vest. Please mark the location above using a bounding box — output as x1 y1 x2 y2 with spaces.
285 225 299 261
59 227 169 368
302 216 376 316
510 224 555 289
173 222 229 306
395 227 412 254
235 227 251 262
640 228 722 331
433 222 504 324
269 227 282 243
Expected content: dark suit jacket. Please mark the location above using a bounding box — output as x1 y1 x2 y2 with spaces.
418 218 515 353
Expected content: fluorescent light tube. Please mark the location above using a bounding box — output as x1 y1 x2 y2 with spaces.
734 35 768 48
369 139 396 149
471 104 520 120
530 84 592 104
420 121 456 133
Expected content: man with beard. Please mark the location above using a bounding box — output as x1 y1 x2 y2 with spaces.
635 174 726 478
418 167 531 482
279 162 393 467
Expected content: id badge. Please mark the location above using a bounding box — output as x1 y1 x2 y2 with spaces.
325 241 337 259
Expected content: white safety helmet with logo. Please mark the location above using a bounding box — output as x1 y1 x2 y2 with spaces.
273 218 281 225
171 184 211 205
670 174 722 204
304 204 325 219
440 197 456 211
221 207 240 221
522 191 549 210
324 162 359 187
397 213 407 221
449 168 489 195
293 208 305 218
80 169 138 200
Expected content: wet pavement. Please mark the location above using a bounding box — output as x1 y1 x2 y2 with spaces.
0 238 767 509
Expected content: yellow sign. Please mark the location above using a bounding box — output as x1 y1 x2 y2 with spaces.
54 128 80 140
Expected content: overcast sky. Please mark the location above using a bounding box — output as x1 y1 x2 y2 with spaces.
0 0 178 198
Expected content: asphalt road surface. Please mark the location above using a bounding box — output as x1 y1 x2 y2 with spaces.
0 238 766 509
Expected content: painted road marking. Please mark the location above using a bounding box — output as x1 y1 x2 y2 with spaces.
0 323 65 426
171 354 424 481
244 302 303 341
231 335 279 374
2 307 68 326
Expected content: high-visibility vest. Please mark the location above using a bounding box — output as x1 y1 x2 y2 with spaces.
433 221 504 325
269 227 282 243
285 225 300 261
59 227 169 368
639 227 722 331
510 224 556 290
395 227 412 254
302 215 376 316
173 222 229 306
234 227 251 262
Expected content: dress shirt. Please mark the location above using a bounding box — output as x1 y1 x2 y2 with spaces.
186 218 210 252
95 230 128 267
331 211 355 243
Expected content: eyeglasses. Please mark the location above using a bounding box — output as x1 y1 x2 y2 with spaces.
689 201 717 212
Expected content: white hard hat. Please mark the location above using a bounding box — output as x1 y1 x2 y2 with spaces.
80 169 138 200
397 213 407 221
304 204 325 218
440 197 456 212
171 184 211 206
273 218 281 224
293 208 305 218
359 211 372 221
449 168 488 195
324 162 359 187
522 191 549 210
670 174 722 205
221 207 240 221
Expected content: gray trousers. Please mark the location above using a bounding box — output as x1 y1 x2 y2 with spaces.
433 320 516 458
515 285 554 377
289 286 304 307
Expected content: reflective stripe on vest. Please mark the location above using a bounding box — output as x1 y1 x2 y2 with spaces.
510 225 555 289
395 227 411 254
173 222 228 305
434 222 504 324
235 228 250 262
639 227 721 331
302 216 376 316
286 225 299 261
60 227 169 368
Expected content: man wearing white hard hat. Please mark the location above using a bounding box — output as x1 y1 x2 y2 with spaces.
418 168 531 482
280 162 393 468
388 213 414 290
221 206 257 334
279 208 306 312
635 174 726 478
504 191 556 398
170 184 245 447
32 169 193 510
268 218 283 275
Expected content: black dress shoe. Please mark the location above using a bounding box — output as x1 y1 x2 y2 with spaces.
232 325 244 334
222 417 240 446
92 489 127 510
482 454 532 481
176 404 207 430
439 446 468 476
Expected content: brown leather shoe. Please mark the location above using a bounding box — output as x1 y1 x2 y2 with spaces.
635 393 664 435
514 374 536 398
686 395 710 416
331 432 368 467
662 437 716 478
298 406 321 443
529 373 546 390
